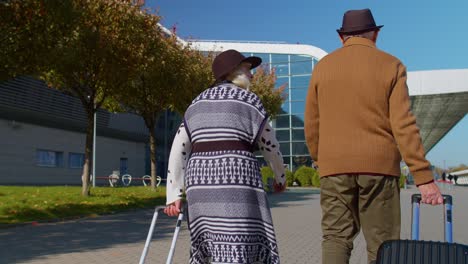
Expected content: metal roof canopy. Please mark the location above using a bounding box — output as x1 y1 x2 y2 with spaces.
407 69 468 152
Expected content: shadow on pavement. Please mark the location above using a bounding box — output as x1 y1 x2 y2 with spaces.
269 187 320 208
0 208 182 263
0 188 321 263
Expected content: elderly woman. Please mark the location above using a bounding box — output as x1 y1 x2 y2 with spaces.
165 49 286 264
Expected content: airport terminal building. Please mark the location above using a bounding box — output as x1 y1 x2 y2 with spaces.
1 37 467 185
0 77 181 185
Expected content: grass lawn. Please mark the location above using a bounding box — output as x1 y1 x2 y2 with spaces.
0 186 166 225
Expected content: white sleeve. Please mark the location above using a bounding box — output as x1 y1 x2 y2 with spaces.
166 123 192 205
257 122 286 185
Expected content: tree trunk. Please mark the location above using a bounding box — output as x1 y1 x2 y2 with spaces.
145 117 158 191
81 106 95 196
149 127 158 191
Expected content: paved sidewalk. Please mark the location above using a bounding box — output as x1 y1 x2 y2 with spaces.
1 185 467 264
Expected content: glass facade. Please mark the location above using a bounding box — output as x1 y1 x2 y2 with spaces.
246 52 320 171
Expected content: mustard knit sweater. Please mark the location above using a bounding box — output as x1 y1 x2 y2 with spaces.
304 37 434 186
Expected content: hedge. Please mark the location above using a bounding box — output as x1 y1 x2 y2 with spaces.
295 166 314 186
285 169 294 186
261 166 274 191
311 169 320 187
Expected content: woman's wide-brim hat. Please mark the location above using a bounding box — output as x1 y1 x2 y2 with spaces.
212 49 262 81
337 8 383 34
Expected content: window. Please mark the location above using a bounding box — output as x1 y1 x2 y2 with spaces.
69 153 84 169
275 76 289 89
281 102 290 113
272 63 289 77
291 101 305 114
291 114 305 127
290 75 311 88
280 143 290 156
292 142 309 155
293 156 312 169
290 60 313 75
292 129 305 141
36 149 63 167
271 54 289 64
291 88 308 101
271 54 289 76
275 129 290 142
274 115 290 128
283 157 290 169
252 53 271 65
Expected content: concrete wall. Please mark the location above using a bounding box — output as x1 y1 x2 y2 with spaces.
0 118 146 185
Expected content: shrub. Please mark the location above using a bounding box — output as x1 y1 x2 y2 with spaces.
294 166 314 186
285 169 294 187
311 170 320 187
261 166 274 191
399 174 407 188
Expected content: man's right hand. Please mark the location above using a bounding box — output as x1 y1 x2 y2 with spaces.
164 199 182 216
417 181 443 205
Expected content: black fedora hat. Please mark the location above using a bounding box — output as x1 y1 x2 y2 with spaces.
337 8 383 34
212 50 262 81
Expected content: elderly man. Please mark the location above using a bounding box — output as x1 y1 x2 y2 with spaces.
304 9 443 264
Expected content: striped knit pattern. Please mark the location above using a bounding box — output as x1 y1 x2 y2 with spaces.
185 84 267 145
184 83 279 264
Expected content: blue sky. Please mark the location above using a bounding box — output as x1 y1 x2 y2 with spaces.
147 0 468 169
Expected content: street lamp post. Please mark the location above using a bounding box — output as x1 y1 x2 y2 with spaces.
92 110 96 187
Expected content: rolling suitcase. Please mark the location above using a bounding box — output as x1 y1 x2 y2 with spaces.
139 205 185 264
375 194 468 264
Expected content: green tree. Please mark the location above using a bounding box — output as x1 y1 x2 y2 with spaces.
1 0 56 80
250 67 287 120
114 29 213 190
169 46 215 114
1 0 159 196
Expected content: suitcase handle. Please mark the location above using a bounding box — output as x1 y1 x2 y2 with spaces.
411 194 452 205
411 194 453 243
139 205 186 264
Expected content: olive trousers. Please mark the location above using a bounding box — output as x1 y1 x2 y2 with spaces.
320 174 401 264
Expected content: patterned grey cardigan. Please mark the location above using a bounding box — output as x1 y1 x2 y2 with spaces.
166 83 286 204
